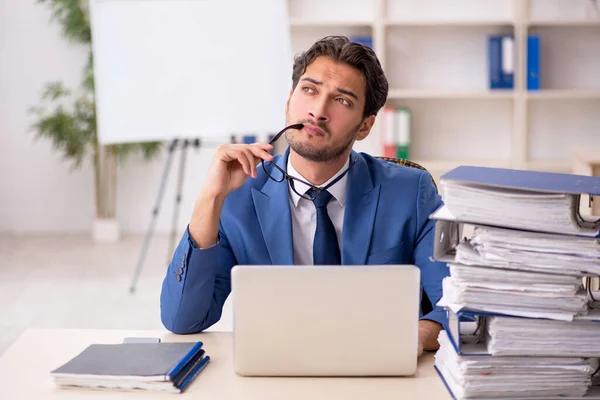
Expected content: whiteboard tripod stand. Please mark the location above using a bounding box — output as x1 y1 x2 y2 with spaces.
129 137 201 294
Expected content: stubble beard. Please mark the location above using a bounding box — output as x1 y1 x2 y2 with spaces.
285 120 362 163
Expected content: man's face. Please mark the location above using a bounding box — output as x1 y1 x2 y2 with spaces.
285 56 374 163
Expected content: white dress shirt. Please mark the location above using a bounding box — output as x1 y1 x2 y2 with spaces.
287 156 350 265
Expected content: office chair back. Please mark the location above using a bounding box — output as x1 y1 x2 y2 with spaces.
374 156 437 316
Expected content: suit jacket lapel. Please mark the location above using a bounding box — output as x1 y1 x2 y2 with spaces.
252 149 295 265
342 152 380 265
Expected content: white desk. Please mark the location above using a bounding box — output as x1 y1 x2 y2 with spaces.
0 328 452 400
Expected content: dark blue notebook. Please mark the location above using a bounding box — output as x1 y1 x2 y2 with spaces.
51 342 209 393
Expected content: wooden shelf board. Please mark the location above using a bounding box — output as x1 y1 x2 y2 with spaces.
413 160 512 172
526 160 573 173
290 18 372 28
384 20 514 27
526 90 600 100
388 89 515 100
528 20 600 27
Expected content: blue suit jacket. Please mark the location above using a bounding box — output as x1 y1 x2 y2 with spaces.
160 150 449 334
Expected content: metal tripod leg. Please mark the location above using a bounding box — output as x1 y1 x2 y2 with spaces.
129 139 179 294
167 139 189 265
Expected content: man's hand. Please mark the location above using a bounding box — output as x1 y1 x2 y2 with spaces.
188 142 274 248
417 319 443 357
202 143 275 199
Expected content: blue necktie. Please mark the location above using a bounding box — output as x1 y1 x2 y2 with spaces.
308 189 341 265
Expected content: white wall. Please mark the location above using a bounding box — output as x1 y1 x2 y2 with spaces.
0 0 215 235
0 0 94 233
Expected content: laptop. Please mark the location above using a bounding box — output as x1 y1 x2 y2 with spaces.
231 264 421 377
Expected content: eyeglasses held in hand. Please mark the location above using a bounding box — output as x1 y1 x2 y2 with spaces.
260 123 355 201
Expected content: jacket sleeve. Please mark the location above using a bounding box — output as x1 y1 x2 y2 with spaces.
160 223 236 334
413 171 450 327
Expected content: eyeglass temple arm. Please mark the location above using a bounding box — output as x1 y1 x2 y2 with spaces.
269 123 304 145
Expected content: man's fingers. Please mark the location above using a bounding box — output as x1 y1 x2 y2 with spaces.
252 142 274 152
218 144 274 178
248 145 274 162
235 152 251 175
242 150 257 178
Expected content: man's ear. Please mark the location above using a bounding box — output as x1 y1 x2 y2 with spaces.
355 115 376 141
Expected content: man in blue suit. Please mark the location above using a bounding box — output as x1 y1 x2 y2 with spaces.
160 36 449 357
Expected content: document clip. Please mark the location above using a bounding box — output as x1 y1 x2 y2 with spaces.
432 218 463 263
445 310 492 356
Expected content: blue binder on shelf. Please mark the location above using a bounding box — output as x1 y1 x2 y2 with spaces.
349 35 372 48
488 35 514 89
488 35 503 89
242 135 257 144
438 166 600 237
527 35 541 90
500 35 514 89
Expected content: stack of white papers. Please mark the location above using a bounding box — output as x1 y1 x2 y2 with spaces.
442 181 600 236
435 330 594 400
455 226 600 276
435 168 600 399
487 316 600 357
437 264 588 321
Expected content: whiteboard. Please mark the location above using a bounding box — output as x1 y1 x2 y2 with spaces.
89 0 292 144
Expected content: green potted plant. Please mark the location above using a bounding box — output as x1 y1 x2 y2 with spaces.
30 0 162 242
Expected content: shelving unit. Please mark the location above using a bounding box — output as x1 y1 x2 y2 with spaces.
287 0 600 183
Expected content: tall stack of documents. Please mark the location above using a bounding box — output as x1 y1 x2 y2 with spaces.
435 330 594 399
430 165 600 400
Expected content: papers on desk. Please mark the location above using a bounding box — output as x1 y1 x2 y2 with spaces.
487 316 600 357
437 264 588 321
441 174 600 237
50 342 210 393
431 166 600 399
455 226 600 276
435 330 595 400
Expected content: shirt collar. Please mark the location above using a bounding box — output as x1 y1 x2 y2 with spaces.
286 154 350 208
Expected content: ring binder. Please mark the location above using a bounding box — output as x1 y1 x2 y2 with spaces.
438 166 600 237
432 165 600 399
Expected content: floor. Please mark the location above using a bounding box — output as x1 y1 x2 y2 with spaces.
0 233 233 357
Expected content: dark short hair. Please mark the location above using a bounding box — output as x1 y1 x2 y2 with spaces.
291 35 389 118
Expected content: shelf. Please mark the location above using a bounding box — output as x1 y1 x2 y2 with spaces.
289 18 372 28
573 148 600 166
389 90 600 101
526 90 600 100
527 20 600 27
384 20 514 27
526 160 573 173
388 89 515 100
416 160 573 175
413 160 513 173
